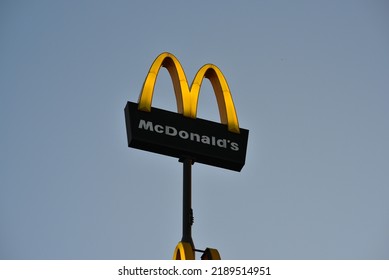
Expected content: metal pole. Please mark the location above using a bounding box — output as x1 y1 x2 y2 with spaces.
180 157 194 249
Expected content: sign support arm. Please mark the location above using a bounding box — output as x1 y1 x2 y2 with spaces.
180 157 194 250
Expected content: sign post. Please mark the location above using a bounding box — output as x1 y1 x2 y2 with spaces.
125 52 249 259
181 157 194 249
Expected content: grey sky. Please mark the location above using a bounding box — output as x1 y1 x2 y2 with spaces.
1 0 388 259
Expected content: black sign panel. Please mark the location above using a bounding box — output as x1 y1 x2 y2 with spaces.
124 102 249 171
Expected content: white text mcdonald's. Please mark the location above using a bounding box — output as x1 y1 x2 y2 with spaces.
125 53 248 171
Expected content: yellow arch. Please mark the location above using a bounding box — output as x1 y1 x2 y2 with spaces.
173 241 195 260
137 52 240 133
201 247 221 260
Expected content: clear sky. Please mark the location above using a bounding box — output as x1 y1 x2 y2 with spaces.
1 0 388 260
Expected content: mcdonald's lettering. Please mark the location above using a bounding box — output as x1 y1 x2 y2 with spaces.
138 119 240 151
125 53 248 171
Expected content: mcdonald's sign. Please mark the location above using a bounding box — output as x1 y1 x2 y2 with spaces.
125 53 249 171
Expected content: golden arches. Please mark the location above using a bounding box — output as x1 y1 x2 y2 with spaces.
172 242 221 260
137 52 240 133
